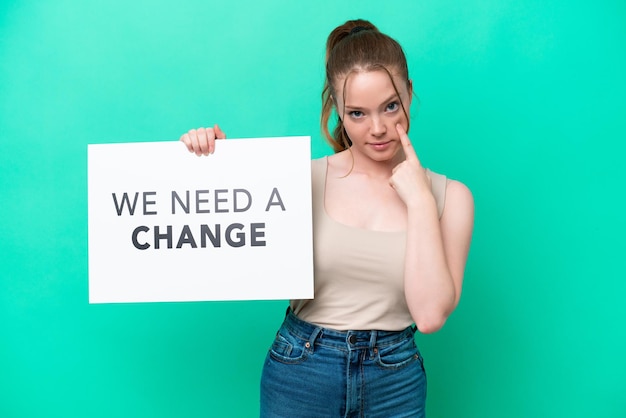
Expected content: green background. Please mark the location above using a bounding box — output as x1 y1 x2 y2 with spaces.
1 1 625 417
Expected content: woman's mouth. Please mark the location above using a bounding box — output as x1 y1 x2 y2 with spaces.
369 140 392 151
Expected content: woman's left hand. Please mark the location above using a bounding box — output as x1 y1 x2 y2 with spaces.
389 123 433 209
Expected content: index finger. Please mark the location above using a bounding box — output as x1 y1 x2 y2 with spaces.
395 123 420 163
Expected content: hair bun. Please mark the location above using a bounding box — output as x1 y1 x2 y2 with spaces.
349 26 370 35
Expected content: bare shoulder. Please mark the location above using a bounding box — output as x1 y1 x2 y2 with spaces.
326 150 350 166
442 179 475 225
446 179 473 204
325 151 354 177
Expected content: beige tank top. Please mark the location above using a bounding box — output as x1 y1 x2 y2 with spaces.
290 157 447 331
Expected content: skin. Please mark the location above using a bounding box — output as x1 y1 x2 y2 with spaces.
180 69 474 334
328 70 474 333
180 124 226 156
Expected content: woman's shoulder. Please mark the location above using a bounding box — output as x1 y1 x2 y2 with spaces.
425 169 471 193
310 157 329 185
434 173 474 221
425 169 473 218
311 156 328 166
311 156 330 174
444 179 474 212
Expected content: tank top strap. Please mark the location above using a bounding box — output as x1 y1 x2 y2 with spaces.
310 157 328 214
311 157 446 218
426 168 447 218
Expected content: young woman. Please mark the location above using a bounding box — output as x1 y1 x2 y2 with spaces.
181 19 474 418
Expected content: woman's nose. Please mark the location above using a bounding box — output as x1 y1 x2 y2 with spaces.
370 116 387 136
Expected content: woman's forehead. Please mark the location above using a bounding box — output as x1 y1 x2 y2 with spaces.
335 70 409 104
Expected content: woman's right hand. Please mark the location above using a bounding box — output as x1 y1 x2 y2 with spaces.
179 124 226 156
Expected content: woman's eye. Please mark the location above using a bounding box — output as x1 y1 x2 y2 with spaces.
386 102 399 112
349 110 364 118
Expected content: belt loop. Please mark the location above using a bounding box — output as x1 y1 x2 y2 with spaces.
307 327 323 352
369 330 378 353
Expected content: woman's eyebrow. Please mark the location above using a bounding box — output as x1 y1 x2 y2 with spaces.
345 93 399 110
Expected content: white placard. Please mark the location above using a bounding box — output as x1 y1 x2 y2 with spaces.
88 137 313 303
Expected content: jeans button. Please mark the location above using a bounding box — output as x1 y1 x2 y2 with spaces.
348 335 357 344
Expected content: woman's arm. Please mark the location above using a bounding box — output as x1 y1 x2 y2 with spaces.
390 124 474 333
403 180 474 333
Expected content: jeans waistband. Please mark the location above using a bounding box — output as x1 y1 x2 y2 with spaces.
283 308 416 350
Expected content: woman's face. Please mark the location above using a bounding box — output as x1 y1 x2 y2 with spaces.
334 69 412 163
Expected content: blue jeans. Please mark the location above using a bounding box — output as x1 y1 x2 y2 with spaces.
260 309 426 417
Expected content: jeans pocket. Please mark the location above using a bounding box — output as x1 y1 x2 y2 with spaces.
375 337 423 371
268 331 309 364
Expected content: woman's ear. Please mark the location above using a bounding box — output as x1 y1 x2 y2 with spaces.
408 79 414 105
